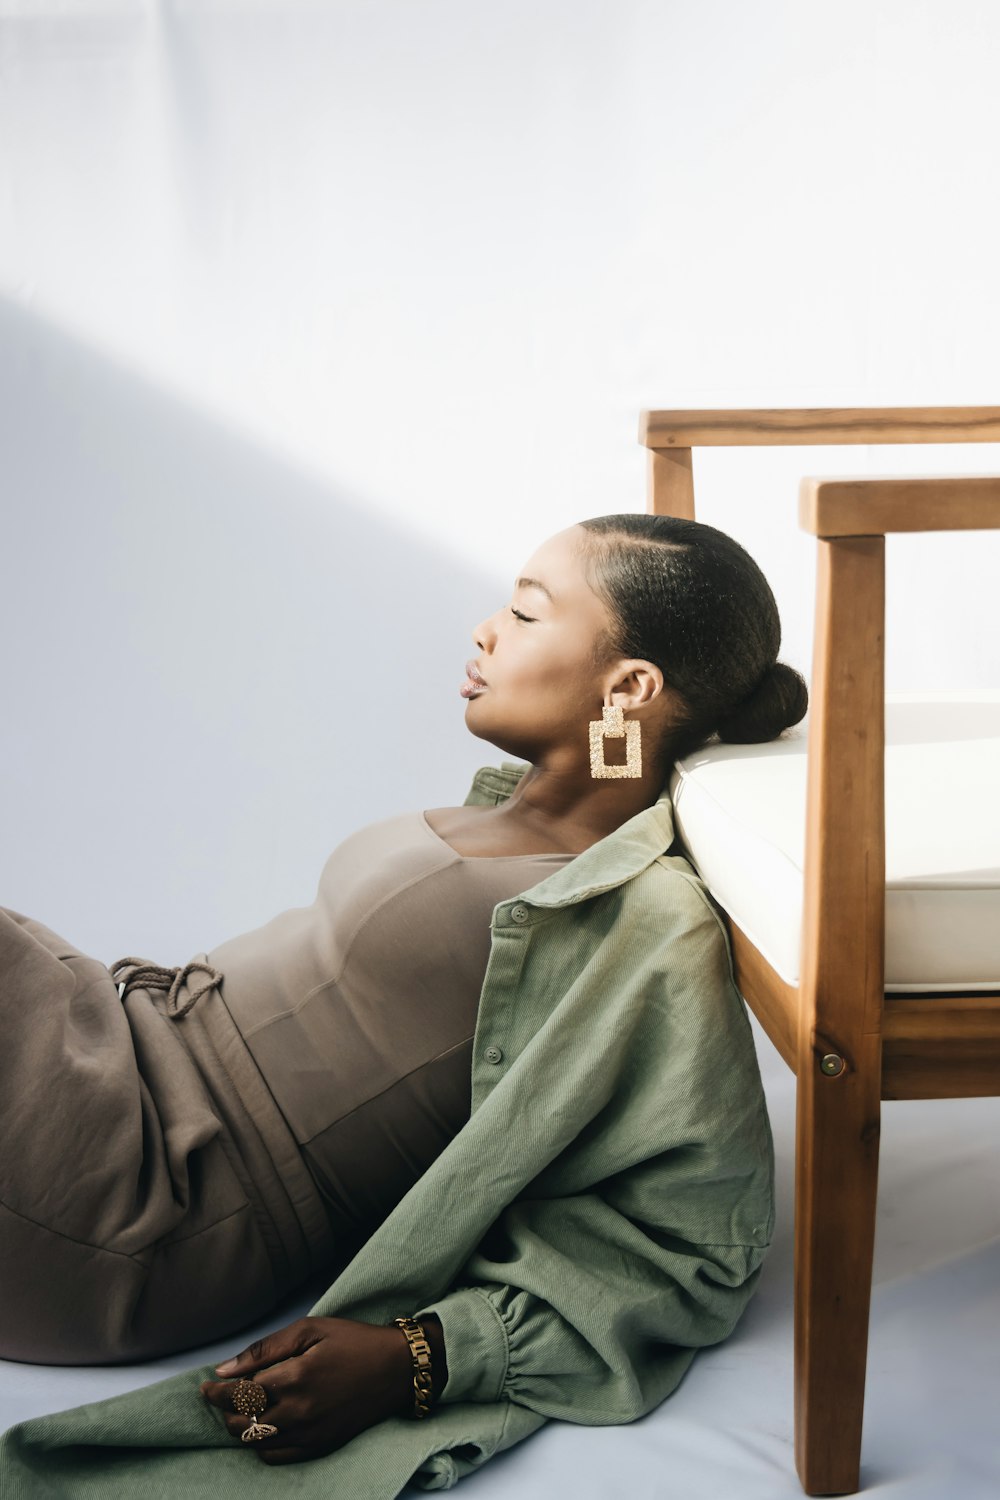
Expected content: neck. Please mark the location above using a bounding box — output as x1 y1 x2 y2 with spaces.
497 761 667 845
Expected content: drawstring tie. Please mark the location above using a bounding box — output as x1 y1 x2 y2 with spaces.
110 955 224 1020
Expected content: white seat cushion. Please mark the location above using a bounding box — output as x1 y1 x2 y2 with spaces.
669 691 1000 992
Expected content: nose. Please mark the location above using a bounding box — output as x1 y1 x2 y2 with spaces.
472 610 499 652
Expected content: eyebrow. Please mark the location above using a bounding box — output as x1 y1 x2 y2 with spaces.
515 576 555 603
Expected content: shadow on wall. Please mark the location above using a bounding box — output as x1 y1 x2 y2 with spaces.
0 296 502 962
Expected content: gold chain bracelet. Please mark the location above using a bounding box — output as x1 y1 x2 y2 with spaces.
393 1316 434 1419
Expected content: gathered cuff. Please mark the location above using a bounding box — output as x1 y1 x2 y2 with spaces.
416 1286 510 1405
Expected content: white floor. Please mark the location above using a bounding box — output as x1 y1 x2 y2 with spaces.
3 1015 999 1498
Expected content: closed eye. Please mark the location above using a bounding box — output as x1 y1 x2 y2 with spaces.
510 606 536 622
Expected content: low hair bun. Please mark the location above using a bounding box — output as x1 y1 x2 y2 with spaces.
716 660 808 745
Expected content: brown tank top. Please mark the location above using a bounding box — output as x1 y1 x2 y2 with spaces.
206 810 575 1242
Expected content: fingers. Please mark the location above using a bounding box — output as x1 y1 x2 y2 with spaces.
200 1372 291 1416
210 1399 329 1465
199 1377 251 1411
250 1428 341 1466
254 1445 316 1466
200 1378 289 1447
253 1447 300 1465
214 1317 321 1376
199 1372 340 1463
199 1317 379 1463
200 1371 310 1442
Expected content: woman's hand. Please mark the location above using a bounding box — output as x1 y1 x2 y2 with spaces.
199 1314 423 1465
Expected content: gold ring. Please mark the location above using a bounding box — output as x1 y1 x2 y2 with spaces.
230 1378 279 1443
240 1418 279 1443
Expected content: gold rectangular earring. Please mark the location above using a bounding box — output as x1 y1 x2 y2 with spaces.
589 704 642 779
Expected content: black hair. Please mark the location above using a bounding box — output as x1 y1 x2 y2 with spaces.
578 513 808 763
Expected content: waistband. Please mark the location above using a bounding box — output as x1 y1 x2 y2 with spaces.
112 953 338 1292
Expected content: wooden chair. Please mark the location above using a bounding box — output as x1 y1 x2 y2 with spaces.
639 407 1000 1495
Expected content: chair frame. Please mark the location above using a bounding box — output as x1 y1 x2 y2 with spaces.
639 406 1000 1496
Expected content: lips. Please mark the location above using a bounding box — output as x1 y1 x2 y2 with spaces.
460 659 488 699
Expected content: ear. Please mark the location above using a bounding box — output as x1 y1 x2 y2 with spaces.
607 660 664 712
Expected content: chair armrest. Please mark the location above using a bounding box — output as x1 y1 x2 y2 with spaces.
640 406 1000 448
800 475 1000 537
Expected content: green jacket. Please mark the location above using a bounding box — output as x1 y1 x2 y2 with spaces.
0 764 774 1498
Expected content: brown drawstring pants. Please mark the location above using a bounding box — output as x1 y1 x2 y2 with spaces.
0 906 336 1365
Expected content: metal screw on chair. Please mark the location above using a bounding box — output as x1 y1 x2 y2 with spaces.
820 1053 845 1077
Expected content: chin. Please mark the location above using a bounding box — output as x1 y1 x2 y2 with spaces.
463 708 526 760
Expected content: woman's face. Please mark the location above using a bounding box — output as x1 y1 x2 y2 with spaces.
462 525 621 767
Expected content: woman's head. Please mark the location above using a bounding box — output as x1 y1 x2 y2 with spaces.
464 516 806 780
577 513 808 763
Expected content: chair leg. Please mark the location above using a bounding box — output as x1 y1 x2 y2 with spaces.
793 1033 882 1495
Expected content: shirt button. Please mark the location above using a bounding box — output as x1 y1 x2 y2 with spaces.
484 1045 504 1065
510 904 529 924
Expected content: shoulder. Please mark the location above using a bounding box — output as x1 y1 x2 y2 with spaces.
622 843 735 953
528 842 739 1005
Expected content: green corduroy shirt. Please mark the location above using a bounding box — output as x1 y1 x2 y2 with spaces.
0 763 774 1498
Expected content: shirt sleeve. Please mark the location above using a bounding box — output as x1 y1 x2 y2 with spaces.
417 1172 767 1422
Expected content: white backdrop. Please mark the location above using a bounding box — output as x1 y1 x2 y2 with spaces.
3 0 1000 957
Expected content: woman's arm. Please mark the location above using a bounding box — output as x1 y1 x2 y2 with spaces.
415 1175 768 1422
201 1144 766 1464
